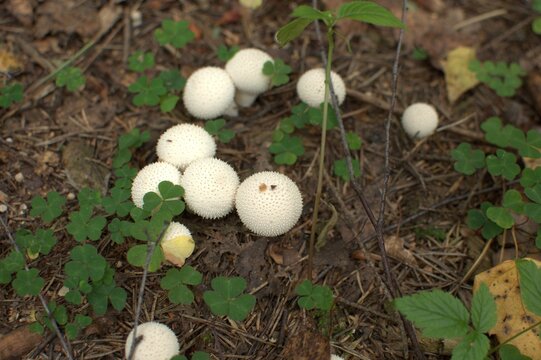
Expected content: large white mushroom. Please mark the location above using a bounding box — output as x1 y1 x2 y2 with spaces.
156 124 216 170
183 67 238 119
296 68 346 108
235 171 302 237
181 158 239 219
125 322 179 360
401 102 439 139
225 48 273 107
131 162 182 208
161 222 195 267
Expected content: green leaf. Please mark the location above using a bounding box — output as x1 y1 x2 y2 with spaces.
393 289 469 339
533 17 541 34
469 59 525 97
154 19 194 48
451 143 485 175
0 83 23 108
2 251 25 273
203 276 256 321
160 266 202 305
66 207 107 242
481 117 508 147
520 167 541 188
12 269 44 296
412 47 428 61
128 76 167 107
128 51 155 73
64 244 107 282
56 66 86 92
516 259 541 316
291 5 329 21
499 344 532 360
275 18 313 47
471 283 497 333
118 128 151 150
127 244 164 272
295 280 334 311
160 94 179 113
157 70 186 92
486 206 514 229
486 149 520 180
524 203 541 223
102 186 133 216
77 188 102 209
337 1 404 28
269 135 305 165
525 184 541 204
217 44 239 62
29 322 44 335
205 119 226 135
502 189 524 213
30 191 66 223
262 59 292 87
346 131 362 150
18 229 57 257
451 331 490 360
333 158 361 182
191 351 211 360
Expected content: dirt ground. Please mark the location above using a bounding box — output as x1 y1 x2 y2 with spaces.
1 0 540 359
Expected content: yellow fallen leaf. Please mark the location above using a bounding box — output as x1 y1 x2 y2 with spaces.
441 46 479 103
0 47 23 74
473 259 541 359
239 0 262 9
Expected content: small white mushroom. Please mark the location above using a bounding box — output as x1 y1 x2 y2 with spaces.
131 162 182 208
181 158 239 219
296 68 346 108
225 48 273 107
125 322 179 360
235 171 302 237
161 222 195 267
401 102 439 139
183 67 238 119
156 124 216 170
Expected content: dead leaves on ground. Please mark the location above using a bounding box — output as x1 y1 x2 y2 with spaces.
473 259 541 359
442 47 480 103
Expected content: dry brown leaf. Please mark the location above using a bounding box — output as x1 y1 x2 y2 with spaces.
282 315 330 360
473 259 541 359
441 46 480 103
7 0 33 26
268 243 300 266
385 235 417 266
0 48 23 75
34 0 100 38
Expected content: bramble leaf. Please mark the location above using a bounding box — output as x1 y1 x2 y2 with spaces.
516 259 541 316
499 344 533 360
337 1 404 28
471 283 497 333
451 331 489 360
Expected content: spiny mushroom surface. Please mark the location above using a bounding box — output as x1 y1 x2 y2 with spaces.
125 322 179 360
225 48 273 107
296 68 346 108
235 171 302 237
131 162 182 208
181 158 239 219
156 124 216 170
183 67 237 119
401 102 439 139
161 222 195 267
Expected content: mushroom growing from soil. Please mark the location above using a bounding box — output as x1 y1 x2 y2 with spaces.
183 66 238 119
331 355 344 360
225 48 273 107
156 123 216 170
401 102 439 139
131 162 182 208
180 157 239 219
125 322 179 360
296 68 346 108
235 171 302 237
161 222 195 267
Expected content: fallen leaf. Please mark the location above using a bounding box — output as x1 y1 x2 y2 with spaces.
7 0 33 26
268 243 301 266
441 46 480 103
0 48 23 75
217 9 242 25
385 235 417 266
34 0 100 38
282 314 330 360
473 259 541 359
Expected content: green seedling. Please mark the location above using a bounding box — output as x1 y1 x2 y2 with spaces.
486 149 520 181
262 59 292 86
12 268 45 296
0 251 24 284
346 131 362 150
217 44 239 61
128 51 155 73
55 66 86 92
0 83 23 108
160 266 202 305
102 186 133 217
205 118 235 143
154 19 195 48
468 60 525 97
15 228 57 258
295 279 334 311
203 276 256 321
412 47 428 61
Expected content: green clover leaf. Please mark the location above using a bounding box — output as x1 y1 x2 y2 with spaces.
346 131 362 150
269 135 305 165
128 51 155 73
64 244 107 283
126 244 164 272
108 218 131 244
451 143 485 175
56 66 86 92
66 206 107 242
520 167 541 188
466 202 504 240
469 60 525 97
217 44 239 62
486 149 520 180
160 266 203 304
157 70 186 92
154 19 194 48
205 119 235 143
102 186 133 217
203 276 256 321
118 128 151 150
481 117 508 148
262 59 292 87
12 268 44 296
30 191 66 223
128 76 167 107
77 188 102 209
160 94 179 113
0 83 23 108
295 279 334 311
333 158 361 182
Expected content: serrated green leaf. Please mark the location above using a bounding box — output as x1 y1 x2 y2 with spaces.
291 5 329 21
154 19 194 48
56 66 86 92
0 83 23 108
337 1 404 28
275 18 313 47
516 259 541 316
346 131 362 150
451 331 489 360
471 283 497 333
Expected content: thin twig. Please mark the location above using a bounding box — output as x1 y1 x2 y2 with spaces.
0 216 74 360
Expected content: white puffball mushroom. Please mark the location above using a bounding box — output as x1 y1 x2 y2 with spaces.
125 322 179 360
181 158 239 219
296 68 346 108
401 102 439 139
156 124 216 170
183 67 238 119
235 171 302 237
131 162 182 208
225 48 273 107
331 355 345 360
161 222 195 267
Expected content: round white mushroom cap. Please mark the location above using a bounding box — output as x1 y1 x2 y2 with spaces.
125 322 179 360
131 162 182 208
401 103 439 139
235 171 302 237
181 158 239 219
161 222 195 267
225 48 273 107
183 67 237 119
296 68 346 108
331 355 345 360
156 124 216 170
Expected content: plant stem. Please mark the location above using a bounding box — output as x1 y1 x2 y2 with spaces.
489 319 541 355
307 29 334 281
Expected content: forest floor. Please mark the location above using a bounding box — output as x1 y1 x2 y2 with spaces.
1 0 540 359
